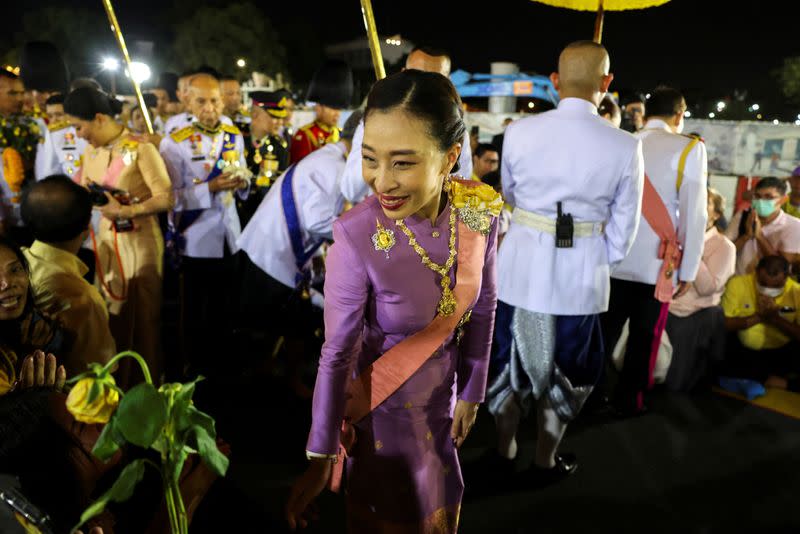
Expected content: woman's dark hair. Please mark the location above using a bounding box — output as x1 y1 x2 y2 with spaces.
64 87 124 120
365 70 466 173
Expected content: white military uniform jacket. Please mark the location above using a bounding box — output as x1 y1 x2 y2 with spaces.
48 121 89 178
159 122 247 258
163 112 233 135
238 141 347 289
0 117 62 225
498 97 644 315
340 119 473 203
612 119 708 285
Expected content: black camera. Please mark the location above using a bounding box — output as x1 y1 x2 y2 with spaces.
86 182 135 232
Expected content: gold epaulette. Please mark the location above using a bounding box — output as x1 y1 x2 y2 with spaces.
48 120 70 132
170 125 195 143
221 123 241 135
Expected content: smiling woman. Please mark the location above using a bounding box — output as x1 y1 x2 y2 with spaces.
287 70 502 533
0 236 65 394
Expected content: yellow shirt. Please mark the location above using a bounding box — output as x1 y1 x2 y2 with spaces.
23 241 116 375
785 201 800 219
721 273 800 350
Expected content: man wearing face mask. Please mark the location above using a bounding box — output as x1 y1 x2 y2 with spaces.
722 255 800 389
726 177 800 275
602 86 708 417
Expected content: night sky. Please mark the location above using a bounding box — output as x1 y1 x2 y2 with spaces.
8 0 800 118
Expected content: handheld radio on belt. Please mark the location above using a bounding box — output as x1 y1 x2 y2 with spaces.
555 201 574 248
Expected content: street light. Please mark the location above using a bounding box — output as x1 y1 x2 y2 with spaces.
236 58 246 68
126 61 151 84
773 119 780 125
716 101 726 111
102 57 119 71
528 102 535 109
752 103 760 111
684 111 692 118
708 112 715 119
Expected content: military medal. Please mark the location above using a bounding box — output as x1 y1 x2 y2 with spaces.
371 219 396 259
253 151 263 164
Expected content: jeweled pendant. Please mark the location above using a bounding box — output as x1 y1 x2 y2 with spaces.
437 284 457 317
371 219 395 259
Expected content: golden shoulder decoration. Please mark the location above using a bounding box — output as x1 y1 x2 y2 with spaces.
449 180 504 235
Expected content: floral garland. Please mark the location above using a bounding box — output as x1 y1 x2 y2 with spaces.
449 178 504 235
1 115 42 200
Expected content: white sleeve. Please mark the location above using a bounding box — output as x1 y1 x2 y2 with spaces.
677 142 709 282
500 128 516 208
304 166 338 243
605 140 645 267
159 137 211 211
458 130 472 179
34 126 62 180
340 120 370 203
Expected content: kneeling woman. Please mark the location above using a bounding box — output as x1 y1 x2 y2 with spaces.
64 89 174 386
287 70 500 532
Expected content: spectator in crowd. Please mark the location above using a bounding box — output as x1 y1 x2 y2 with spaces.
722 255 800 389
665 188 736 391
726 177 800 275
491 117 513 160
784 169 800 219
0 235 66 394
598 94 622 127
621 95 645 133
472 143 500 181
20 175 116 377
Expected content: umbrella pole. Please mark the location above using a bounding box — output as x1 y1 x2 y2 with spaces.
360 0 386 80
593 0 605 43
101 0 154 134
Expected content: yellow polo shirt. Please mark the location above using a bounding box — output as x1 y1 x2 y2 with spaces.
721 273 800 350
23 241 116 375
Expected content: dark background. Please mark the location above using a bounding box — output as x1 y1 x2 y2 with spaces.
5 0 800 118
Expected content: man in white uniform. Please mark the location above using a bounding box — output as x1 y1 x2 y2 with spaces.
159 73 250 376
483 41 644 485
602 86 707 416
339 46 473 203
236 111 361 396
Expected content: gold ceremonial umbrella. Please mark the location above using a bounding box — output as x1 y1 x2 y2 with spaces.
531 0 671 43
360 0 386 80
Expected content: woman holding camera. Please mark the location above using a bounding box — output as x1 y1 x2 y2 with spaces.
64 88 174 387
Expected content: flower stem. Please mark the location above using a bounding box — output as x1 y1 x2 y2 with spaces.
102 350 152 385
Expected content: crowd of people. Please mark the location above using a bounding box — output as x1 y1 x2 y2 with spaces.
0 36 799 533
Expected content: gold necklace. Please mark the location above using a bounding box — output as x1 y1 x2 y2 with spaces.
395 200 458 317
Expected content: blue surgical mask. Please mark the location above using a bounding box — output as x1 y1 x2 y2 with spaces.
752 198 778 218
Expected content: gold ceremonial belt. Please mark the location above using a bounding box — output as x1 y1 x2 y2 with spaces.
512 207 605 237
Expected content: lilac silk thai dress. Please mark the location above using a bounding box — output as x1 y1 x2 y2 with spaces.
307 195 498 532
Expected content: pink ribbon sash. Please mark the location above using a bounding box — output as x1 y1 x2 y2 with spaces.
642 174 682 303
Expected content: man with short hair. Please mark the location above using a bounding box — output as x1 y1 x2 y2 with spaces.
159 73 250 376
163 70 234 134
339 46 474 202
21 175 115 376
726 177 800 275
220 76 249 134
0 71 62 236
722 255 800 388
44 94 89 178
483 40 644 484
602 86 708 416
472 143 500 181
150 87 171 134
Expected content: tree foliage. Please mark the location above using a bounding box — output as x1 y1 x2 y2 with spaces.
776 57 800 105
171 2 286 77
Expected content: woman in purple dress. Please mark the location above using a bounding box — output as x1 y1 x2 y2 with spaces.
286 70 501 532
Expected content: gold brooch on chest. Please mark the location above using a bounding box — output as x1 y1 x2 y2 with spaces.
371 219 396 259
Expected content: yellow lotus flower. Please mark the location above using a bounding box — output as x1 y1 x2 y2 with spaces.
451 180 504 217
66 377 120 424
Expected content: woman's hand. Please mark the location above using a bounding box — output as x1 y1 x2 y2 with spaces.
99 192 125 220
286 458 332 530
17 350 66 391
451 399 480 448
